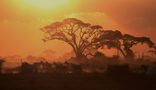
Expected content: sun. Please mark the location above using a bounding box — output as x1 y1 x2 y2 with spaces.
10 0 81 14
24 0 69 10
12 0 70 12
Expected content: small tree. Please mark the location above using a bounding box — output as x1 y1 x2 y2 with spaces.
41 18 103 59
95 30 156 60
0 58 5 74
123 34 156 59
95 30 126 57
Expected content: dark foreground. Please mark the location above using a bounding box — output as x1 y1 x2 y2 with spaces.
0 73 156 90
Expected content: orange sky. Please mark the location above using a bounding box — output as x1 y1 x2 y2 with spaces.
0 0 156 57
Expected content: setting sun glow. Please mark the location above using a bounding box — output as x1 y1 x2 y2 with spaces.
12 0 70 12
24 0 68 9
0 0 155 57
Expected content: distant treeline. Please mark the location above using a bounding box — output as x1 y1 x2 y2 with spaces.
0 56 156 75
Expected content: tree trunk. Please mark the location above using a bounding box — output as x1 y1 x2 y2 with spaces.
118 48 126 57
124 47 135 60
75 49 85 59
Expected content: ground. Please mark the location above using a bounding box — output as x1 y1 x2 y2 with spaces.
0 73 156 90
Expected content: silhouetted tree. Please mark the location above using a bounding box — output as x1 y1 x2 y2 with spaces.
41 18 103 59
20 62 34 73
94 52 106 58
95 30 126 57
123 34 156 59
0 58 5 74
52 63 67 73
95 30 156 60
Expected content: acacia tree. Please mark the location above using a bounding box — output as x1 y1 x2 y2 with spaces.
41 18 103 59
95 30 156 60
95 30 126 57
123 34 156 59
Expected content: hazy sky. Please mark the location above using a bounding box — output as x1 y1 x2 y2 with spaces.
0 0 156 57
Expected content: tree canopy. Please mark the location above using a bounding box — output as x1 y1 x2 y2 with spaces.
41 18 156 60
41 18 103 58
96 30 156 59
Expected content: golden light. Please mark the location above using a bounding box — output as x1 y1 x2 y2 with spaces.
24 0 69 10
11 0 70 13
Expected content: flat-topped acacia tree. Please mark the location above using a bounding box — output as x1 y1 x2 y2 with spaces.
41 18 103 59
123 34 156 59
95 30 156 60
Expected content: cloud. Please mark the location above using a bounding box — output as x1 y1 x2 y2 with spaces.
65 12 118 30
77 0 156 41
103 0 156 42
101 0 156 30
